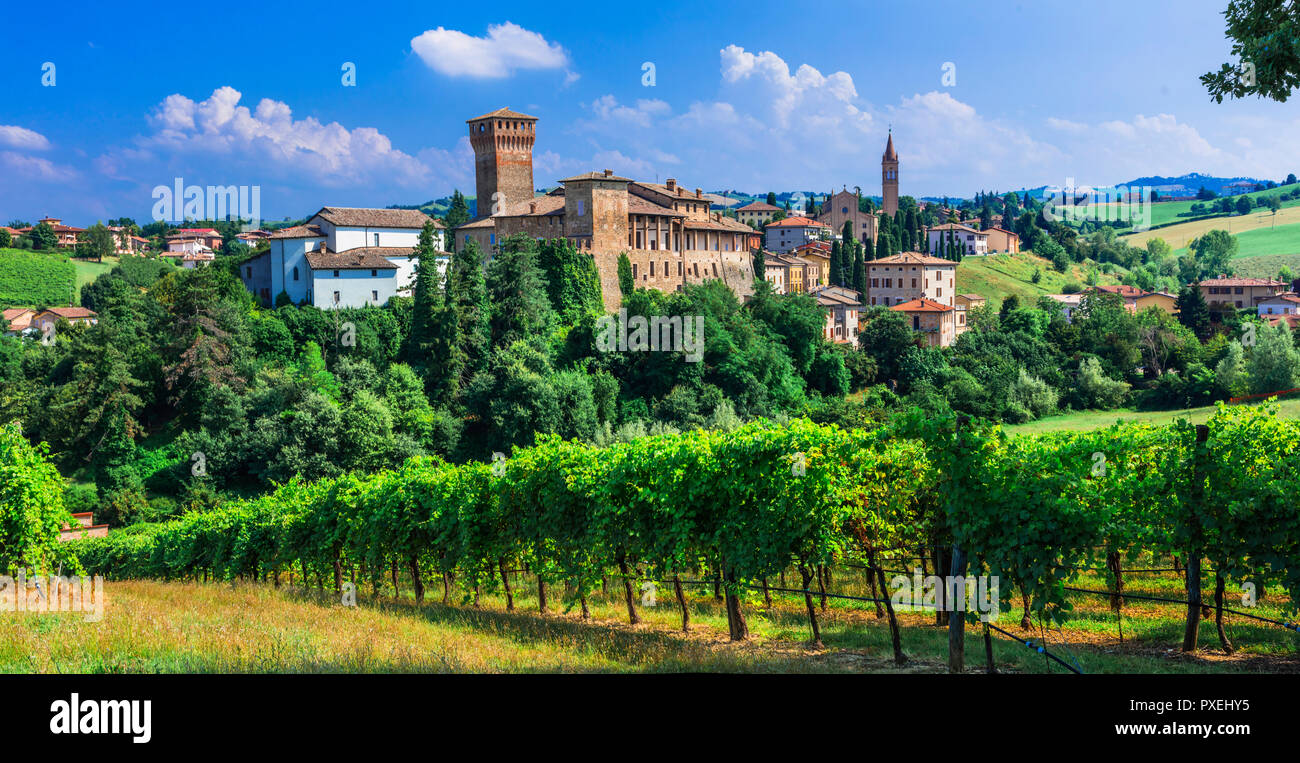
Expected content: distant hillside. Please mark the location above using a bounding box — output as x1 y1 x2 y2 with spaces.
955 251 1127 310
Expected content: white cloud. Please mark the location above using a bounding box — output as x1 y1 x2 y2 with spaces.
0 151 75 182
718 45 867 130
139 86 430 188
0 125 51 151
411 22 571 79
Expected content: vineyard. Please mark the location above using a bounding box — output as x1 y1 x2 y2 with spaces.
69 403 1300 672
0 249 77 308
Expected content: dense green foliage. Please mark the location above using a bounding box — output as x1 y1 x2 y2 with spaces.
67 405 1300 634
0 421 80 575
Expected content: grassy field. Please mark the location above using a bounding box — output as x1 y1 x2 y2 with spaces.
0 249 77 308
3 565 1294 674
1004 396 1300 434
1122 204 1300 251
956 251 1124 309
1071 185 1300 234
73 256 117 295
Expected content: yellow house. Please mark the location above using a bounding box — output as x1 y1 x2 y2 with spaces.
1134 291 1178 315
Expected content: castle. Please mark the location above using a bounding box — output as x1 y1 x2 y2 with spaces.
455 108 757 312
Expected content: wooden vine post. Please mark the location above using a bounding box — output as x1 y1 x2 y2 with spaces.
1181 424 1208 653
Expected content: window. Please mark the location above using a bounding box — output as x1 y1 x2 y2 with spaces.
913 316 920 329
371 269 377 276
371 290 379 301
245 267 252 278
911 279 917 288
842 207 849 214
333 270 340 277
333 291 340 304
489 233 496 245
577 200 585 216
373 233 380 246
1235 287 1244 294
650 261 655 277
292 266 299 281
632 264 638 279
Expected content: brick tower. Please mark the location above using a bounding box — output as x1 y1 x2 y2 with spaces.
467 108 537 217
882 129 899 217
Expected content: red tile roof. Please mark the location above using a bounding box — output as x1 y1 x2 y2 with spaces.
41 306 97 319
268 224 325 240
1198 277 1287 287
890 297 953 313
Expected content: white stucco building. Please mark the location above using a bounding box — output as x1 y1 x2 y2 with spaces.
239 207 445 308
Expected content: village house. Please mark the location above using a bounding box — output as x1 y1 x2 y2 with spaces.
736 201 781 227
1198 276 1289 309
2 308 36 335
455 108 755 311
926 222 988 256
983 226 1020 254
31 307 98 334
811 285 862 345
955 293 987 311
1045 293 1085 322
865 251 957 308
891 297 957 347
10 217 86 249
762 252 821 294
239 207 444 308
236 230 271 246
791 241 831 288
1256 293 1300 317
764 215 831 254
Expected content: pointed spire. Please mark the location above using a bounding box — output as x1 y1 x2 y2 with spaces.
883 129 897 162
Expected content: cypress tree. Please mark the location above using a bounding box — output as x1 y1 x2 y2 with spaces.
853 244 867 295
486 234 555 348
406 221 444 371
830 241 843 287
443 190 470 235
435 237 491 406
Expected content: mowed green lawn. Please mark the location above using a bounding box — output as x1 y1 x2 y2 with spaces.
73 256 117 294
1005 396 1300 434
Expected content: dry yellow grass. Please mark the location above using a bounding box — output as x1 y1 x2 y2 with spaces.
3 570 1294 674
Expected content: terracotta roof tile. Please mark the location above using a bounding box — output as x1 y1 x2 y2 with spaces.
315 207 438 228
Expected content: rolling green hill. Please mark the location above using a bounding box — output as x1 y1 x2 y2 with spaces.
955 251 1126 309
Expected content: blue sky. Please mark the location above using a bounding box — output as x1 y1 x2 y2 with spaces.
1 0 1295 225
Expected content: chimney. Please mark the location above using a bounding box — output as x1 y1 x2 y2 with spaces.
603 169 612 177
529 201 537 214
666 178 676 191
695 188 702 198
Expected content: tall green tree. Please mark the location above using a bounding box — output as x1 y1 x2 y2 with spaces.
487 234 555 348
406 221 444 369
443 190 471 234
29 222 58 251
435 238 491 405
617 252 634 297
